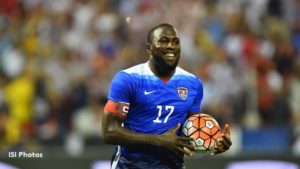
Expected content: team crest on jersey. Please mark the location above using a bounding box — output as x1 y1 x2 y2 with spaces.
177 87 188 100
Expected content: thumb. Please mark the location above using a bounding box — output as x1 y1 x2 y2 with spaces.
170 123 181 133
223 124 230 138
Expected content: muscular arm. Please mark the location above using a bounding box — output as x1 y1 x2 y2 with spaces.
101 108 194 156
102 110 161 146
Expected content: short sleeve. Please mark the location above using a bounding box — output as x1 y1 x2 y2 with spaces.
107 71 133 104
189 78 203 113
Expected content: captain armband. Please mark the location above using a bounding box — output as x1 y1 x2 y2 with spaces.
104 100 129 118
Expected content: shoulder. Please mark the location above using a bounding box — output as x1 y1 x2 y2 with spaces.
175 67 203 87
175 67 200 80
122 63 147 75
119 62 153 80
112 63 148 84
176 67 196 77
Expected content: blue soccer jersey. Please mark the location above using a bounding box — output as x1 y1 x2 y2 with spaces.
107 62 203 169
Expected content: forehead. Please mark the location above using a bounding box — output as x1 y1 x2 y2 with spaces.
153 26 179 39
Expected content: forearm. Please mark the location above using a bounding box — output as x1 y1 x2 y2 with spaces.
102 111 161 147
104 123 161 146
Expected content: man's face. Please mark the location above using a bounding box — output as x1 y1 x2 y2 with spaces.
148 26 181 71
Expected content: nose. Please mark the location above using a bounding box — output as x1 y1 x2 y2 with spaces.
167 42 176 49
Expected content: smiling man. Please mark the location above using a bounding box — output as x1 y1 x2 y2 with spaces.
147 24 181 78
101 23 232 169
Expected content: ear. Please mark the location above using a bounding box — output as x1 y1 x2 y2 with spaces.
146 43 151 54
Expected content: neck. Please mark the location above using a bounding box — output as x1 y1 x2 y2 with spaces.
148 59 175 78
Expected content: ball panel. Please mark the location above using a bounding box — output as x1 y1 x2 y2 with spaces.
203 139 211 149
199 118 206 128
195 138 204 146
213 131 222 139
201 127 211 136
187 126 198 136
200 114 210 118
210 139 216 147
190 131 200 139
205 120 214 129
182 127 188 136
188 115 198 121
192 117 200 128
190 140 197 148
186 121 193 129
194 146 207 153
199 131 210 140
211 126 219 135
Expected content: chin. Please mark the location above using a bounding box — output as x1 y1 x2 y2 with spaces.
165 64 177 71
153 56 179 71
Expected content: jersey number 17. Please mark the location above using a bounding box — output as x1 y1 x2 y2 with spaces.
153 105 174 123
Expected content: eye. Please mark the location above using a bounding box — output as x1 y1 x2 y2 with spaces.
174 38 180 44
159 38 168 43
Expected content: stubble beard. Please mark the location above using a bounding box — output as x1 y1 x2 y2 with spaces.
153 55 179 75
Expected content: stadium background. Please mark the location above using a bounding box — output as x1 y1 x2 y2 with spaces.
0 0 300 168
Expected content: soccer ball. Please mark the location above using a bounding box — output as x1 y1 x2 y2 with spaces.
182 113 222 153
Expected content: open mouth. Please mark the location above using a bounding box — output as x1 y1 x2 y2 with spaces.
165 53 175 57
165 53 176 62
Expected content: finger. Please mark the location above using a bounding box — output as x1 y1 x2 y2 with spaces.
176 146 192 156
223 124 231 138
216 138 230 152
216 140 223 147
211 146 220 156
215 139 226 150
170 123 181 133
178 136 194 141
215 144 225 152
217 142 229 152
219 136 231 148
183 147 193 156
222 135 232 146
211 146 223 156
177 141 195 150
185 144 195 150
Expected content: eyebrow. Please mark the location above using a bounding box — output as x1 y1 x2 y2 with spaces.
159 36 179 39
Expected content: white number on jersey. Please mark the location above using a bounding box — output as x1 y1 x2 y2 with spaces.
153 105 174 123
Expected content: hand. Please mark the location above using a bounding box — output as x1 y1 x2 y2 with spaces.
211 124 232 156
158 124 195 156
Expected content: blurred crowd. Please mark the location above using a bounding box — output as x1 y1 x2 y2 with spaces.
0 0 300 156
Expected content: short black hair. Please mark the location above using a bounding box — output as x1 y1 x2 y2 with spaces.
147 23 175 43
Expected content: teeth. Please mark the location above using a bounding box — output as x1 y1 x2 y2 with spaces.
166 53 174 57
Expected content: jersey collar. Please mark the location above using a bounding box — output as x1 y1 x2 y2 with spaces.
145 61 178 82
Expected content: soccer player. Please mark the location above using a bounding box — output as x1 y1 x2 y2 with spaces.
102 23 232 169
